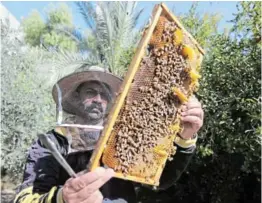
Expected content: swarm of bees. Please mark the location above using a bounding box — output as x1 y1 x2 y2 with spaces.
91 4 204 186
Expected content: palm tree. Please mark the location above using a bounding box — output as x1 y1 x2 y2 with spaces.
55 1 143 77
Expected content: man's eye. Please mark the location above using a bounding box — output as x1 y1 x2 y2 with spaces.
86 90 97 98
101 93 109 101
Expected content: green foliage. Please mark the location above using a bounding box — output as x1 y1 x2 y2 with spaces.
178 2 261 174
1 24 56 180
46 3 73 25
22 3 78 51
21 10 45 47
230 1 261 42
178 2 261 202
118 46 137 76
198 34 261 174
21 2 142 77
196 2 261 174
179 2 222 49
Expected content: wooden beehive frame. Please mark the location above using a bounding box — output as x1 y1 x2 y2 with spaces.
89 3 205 185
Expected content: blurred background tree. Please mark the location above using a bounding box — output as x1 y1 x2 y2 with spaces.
178 2 222 49
22 3 78 51
21 2 143 77
1 23 56 180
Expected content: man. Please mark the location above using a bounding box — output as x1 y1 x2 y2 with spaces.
14 66 204 203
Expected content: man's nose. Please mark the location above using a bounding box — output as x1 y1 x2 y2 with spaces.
93 93 102 102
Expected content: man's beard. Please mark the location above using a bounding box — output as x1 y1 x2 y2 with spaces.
71 130 101 151
80 131 100 149
83 102 104 122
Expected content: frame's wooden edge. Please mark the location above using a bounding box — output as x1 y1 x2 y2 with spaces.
198 54 204 65
89 4 163 171
115 172 159 186
160 3 205 55
154 155 169 184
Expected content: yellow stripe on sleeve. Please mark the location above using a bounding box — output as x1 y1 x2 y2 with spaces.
174 135 198 148
14 186 59 203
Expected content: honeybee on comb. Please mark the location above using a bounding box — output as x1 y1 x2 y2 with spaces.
90 3 204 186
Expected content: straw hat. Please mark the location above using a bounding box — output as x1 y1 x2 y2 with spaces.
52 66 122 116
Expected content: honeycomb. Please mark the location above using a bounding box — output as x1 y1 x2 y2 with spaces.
89 4 204 186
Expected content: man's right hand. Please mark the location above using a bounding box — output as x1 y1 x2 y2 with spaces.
62 167 115 203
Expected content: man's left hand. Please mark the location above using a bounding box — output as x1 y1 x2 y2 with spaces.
179 96 204 140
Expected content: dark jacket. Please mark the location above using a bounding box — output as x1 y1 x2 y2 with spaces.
14 128 197 203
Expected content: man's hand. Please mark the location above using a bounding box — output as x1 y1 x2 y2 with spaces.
180 96 204 139
62 167 115 203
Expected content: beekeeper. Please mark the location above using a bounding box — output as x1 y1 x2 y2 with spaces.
14 66 204 203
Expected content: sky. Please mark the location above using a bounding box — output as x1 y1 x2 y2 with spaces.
2 1 239 33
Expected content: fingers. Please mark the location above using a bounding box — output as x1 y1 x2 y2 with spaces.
181 96 203 120
66 168 114 202
186 103 202 111
181 107 204 120
186 101 202 109
181 115 203 128
82 167 111 185
66 167 108 192
86 168 114 191
74 169 114 201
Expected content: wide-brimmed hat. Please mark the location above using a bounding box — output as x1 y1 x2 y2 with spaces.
52 66 122 116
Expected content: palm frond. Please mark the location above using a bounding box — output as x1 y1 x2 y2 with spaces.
134 8 144 28
75 2 96 34
107 2 143 73
74 1 143 76
54 24 84 42
53 24 97 53
35 48 102 87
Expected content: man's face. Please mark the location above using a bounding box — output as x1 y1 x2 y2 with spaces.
77 81 110 123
